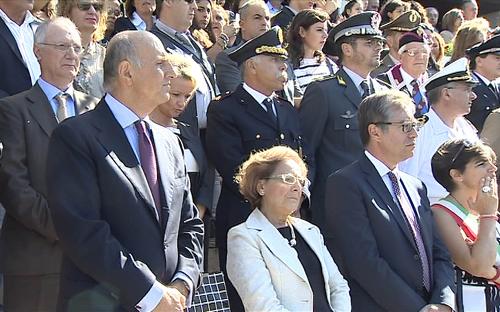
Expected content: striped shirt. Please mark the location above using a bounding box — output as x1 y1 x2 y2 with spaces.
293 57 338 96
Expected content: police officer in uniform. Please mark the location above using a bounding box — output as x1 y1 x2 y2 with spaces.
299 12 387 230
205 26 308 311
465 35 500 132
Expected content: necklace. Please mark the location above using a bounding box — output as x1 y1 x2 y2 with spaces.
287 218 297 247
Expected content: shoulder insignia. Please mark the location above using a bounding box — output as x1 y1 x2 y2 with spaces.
313 74 336 83
336 74 346 86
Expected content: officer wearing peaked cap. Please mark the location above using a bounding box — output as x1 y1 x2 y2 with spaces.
205 26 310 311
464 35 500 132
371 10 422 77
300 12 388 230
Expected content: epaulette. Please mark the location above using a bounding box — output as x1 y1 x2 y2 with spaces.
313 74 336 83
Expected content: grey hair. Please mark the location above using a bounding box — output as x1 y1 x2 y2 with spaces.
34 17 80 44
103 31 144 92
240 54 263 78
239 0 268 19
358 89 416 146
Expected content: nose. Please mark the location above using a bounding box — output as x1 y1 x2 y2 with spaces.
88 4 97 13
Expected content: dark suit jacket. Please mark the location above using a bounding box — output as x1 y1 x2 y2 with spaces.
215 43 243 94
299 68 387 229
370 52 396 78
110 17 137 38
46 100 204 311
271 6 295 34
325 154 455 312
0 82 97 276
206 85 306 247
465 72 500 133
0 16 33 98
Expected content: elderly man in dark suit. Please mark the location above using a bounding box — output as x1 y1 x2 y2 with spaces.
0 17 98 311
299 12 387 229
47 31 203 312
206 26 308 311
0 0 40 98
326 89 455 312
465 35 500 132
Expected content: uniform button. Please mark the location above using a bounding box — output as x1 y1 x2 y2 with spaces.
280 133 285 140
486 106 490 110
414 254 419 260
256 134 261 139
345 124 350 129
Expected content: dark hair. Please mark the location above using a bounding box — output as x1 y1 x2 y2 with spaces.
125 0 160 18
287 9 329 67
342 0 362 18
380 0 409 25
432 139 496 193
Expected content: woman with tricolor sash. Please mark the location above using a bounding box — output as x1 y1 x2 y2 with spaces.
431 138 500 311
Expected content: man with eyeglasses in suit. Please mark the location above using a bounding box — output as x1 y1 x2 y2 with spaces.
400 58 479 204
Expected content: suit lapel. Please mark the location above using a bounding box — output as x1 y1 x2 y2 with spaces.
26 83 58 137
0 17 25 66
238 85 278 129
360 156 417 249
339 69 362 108
248 210 308 282
150 124 175 211
93 101 159 222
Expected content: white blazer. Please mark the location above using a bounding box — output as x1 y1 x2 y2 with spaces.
227 209 351 312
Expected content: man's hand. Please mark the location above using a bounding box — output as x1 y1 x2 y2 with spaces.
419 304 453 312
152 286 186 312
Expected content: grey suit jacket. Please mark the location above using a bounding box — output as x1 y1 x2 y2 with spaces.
215 44 243 94
0 82 97 275
371 53 397 78
325 154 455 312
299 68 387 228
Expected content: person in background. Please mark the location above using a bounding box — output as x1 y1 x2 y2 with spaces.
271 0 314 35
366 0 380 12
58 0 107 98
112 0 156 36
464 35 500 133
265 0 281 15
400 58 479 204
227 146 351 312
462 0 479 21
379 0 409 25
211 4 237 49
31 0 56 21
427 28 446 76
342 0 363 19
326 89 455 312
371 10 421 77
425 6 439 31
287 9 338 106
431 138 500 311
103 0 123 42
0 0 41 98
448 18 489 64
0 17 98 312
440 8 464 44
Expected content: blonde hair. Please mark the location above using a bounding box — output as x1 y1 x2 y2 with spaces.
58 0 108 42
168 54 200 89
450 18 489 63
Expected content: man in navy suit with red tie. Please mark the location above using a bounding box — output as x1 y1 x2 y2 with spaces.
325 90 455 312
47 31 203 312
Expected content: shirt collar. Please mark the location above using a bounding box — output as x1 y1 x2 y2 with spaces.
155 19 188 36
400 67 418 85
343 66 368 89
242 83 274 104
364 150 400 179
38 78 74 102
0 8 35 27
105 93 141 130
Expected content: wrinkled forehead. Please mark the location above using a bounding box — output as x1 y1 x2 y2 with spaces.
45 23 81 43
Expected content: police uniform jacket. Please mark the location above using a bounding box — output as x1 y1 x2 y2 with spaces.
299 68 387 229
465 72 500 132
206 84 306 248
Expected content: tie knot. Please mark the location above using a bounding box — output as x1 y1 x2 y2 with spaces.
135 120 149 135
55 93 69 102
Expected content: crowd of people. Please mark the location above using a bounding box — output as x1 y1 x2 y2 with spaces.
0 0 499 311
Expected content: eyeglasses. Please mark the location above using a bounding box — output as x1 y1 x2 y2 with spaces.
402 47 431 57
38 42 83 55
450 139 475 166
264 173 306 187
76 1 105 12
371 118 427 133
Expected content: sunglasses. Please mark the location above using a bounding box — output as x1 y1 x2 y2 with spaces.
184 0 195 3
77 2 105 12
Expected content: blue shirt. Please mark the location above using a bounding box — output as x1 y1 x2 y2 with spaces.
37 78 76 118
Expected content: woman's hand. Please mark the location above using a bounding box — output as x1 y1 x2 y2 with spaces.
222 23 239 40
468 176 498 216
315 0 339 15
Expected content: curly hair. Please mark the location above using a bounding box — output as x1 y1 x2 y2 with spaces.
286 9 329 68
58 0 109 42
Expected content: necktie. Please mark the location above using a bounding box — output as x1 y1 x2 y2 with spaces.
54 93 70 122
135 120 162 221
175 32 200 58
360 80 370 99
387 171 431 291
411 80 428 116
263 98 277 125
489 83 499 101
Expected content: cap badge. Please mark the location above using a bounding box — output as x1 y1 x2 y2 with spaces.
409 11 418 23
371 13 381 29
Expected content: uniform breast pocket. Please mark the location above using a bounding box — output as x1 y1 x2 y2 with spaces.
242 131 277 153
333 114 360 150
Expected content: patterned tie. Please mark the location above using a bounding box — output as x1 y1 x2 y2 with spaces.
411 80 428 116
387 171 431 291
135 120 162 221
263 98 277 125
54 93 70 122
360 80 370 99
